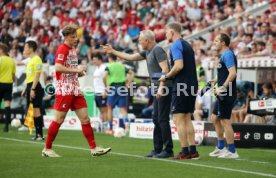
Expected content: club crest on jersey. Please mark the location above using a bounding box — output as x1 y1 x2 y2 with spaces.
58 54 64 61
62 104 66 108
217 63 222 69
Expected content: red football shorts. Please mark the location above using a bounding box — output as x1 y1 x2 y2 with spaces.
54 94 87 112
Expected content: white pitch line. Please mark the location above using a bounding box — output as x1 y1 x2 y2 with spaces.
0 137 276 178
236 158 269 164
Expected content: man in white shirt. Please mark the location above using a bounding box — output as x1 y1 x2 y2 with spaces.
92 54 108 123
32 1 46 23
26 0 37 10
194 94 211 121
49 10 60 28
8 23 20 39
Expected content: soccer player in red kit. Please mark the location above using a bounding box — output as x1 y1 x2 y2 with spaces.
42 25 111 157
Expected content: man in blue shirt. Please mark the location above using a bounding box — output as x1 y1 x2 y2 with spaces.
209 33 239 159
159 22 199 160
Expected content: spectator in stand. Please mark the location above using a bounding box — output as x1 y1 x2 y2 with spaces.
244 83 276 124
46 46 55 65
254 22 270 40
0 28 13 47
232 88 255 123
267 32 276 54
8 22 20 39
77 37 89 63
48 10 60 28
273 81 276 94
186 1 202 21
116 29 133 51
32 1 46 24
127 20 141 42
194 94 211 121
255 41 270 56
231 88 246 123
42 76 55 110
9 47 23 61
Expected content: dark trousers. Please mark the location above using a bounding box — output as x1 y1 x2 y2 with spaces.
152 89 173 153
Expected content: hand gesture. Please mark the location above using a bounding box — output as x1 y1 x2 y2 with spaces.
102 44 114 54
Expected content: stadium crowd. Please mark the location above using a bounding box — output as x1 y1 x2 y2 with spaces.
0 0 275 64
0 0 275 125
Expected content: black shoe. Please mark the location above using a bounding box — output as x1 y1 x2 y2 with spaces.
153 151 174 158
32 134 45 141
145 150 160 158
3 126 9 132
36 135 45 141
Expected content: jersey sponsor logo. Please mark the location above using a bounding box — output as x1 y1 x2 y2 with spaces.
71 61 78 65
57 54 64 61
69 50 77 56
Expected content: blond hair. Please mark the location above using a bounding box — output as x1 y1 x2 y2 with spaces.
62 24 78 37
166 22 182 34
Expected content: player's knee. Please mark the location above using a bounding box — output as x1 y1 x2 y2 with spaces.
210 114 217 123
55 115 65 124
220 119 230 127
80 115 90 124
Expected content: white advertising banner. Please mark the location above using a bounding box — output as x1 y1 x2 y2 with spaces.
43 115 102 131
129 121 205 140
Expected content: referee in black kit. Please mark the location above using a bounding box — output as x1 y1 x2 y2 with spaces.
21 41 44 140
0 43 16 132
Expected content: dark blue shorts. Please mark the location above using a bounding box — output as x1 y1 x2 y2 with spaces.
95 95 107 108
171 92 196 114
107 86 128 109
212 96 236 119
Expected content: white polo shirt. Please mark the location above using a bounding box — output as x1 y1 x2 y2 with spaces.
93 64 106 94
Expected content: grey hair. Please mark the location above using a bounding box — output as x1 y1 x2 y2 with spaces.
139 30 156 42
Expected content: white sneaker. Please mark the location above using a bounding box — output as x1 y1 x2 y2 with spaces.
218 151 239 159
209 147 228 157
18 126 28 131
42 148 61 157
91 146 111 156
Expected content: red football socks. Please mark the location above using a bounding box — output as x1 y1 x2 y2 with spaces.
81 123 97 149
45 121 61 149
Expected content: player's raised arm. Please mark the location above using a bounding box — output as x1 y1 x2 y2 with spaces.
103 44 144 61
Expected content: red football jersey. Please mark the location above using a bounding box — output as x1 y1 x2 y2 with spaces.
55 44 80 96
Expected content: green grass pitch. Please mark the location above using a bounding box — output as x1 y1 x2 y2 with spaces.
0 125 276 178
